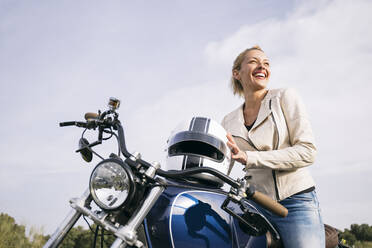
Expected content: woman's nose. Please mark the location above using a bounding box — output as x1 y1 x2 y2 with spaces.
257 61 266 69
257 63 264 69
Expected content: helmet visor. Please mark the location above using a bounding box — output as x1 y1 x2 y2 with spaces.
168 131 227 162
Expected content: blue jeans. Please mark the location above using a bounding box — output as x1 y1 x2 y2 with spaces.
254 191 325 248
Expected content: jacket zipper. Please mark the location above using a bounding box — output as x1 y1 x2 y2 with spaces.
269 99 280 201
271 172 280 201
241 99 281 201
245 125 280 201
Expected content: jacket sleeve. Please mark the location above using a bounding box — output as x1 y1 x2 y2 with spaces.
245 88 317 170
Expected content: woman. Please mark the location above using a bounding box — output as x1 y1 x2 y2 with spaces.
222 46 325 247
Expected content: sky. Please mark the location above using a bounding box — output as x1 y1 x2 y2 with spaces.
1 0 372 235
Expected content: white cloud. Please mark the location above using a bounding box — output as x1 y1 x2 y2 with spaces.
123 80 242 165
204 0 372 91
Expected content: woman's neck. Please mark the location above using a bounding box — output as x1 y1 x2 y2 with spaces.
243 88 268 126
243 88 268 108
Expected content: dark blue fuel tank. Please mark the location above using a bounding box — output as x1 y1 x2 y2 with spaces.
143 182 269 248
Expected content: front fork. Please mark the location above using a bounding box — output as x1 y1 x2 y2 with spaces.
110 186 164 248
43 186 164 248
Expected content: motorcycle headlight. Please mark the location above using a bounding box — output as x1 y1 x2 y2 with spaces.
89 159 136 211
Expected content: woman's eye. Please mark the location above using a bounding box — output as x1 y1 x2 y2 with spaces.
265 62 270 66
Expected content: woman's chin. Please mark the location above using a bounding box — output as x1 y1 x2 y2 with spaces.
253 82 268 91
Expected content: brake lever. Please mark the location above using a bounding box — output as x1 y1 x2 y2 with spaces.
221 192 281 240
221 197 260 233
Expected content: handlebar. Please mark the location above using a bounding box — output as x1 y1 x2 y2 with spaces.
59 121 87 128
157 166 288 217
249 191 288 217
156 167 240 189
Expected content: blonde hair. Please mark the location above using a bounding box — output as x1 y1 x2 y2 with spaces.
231 45 264 97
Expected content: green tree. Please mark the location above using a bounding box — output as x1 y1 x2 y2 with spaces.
29 233 49 248
340 229 357 246
59 224 115 248
0 213 30 248
350 224 372 241
59 225 90 248
28 226 49 248
0 212 115 248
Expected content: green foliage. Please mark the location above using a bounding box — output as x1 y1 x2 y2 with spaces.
59 224 115 248
351 224 372 241
0 212 115 248
340 229 357 246
28 226 50 248
340 224 372 246
353 241 372 248
0 213 30 248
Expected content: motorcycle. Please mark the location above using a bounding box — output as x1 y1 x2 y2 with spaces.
43 97 298 248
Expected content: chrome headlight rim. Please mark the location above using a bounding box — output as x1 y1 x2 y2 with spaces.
89 158 136 211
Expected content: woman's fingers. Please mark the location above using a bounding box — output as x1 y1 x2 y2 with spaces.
226 133 238 152
227 134 237 149
232 151 248 165
226 133 247 164
226 133 235 143
227 140 239 154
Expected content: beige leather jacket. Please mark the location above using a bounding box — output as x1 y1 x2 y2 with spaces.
222 88 317 201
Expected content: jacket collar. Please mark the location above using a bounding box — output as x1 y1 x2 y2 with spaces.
229 90 273 138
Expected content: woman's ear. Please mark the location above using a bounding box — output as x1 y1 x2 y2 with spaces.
232 69 240 81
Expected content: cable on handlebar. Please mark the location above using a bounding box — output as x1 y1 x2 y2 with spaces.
114 121 154 169
103 129 121 156
114 121 132 158
156 167 240 189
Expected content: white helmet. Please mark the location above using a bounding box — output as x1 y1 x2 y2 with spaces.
164 117 231 187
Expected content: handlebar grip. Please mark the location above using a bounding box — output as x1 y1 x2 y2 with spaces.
59 121 76 127
251 191 288 217
85 112 99 121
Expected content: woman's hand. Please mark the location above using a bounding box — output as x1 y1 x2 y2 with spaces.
226 133 247 165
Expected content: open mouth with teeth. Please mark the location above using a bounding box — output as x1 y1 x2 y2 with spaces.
253 71 267 79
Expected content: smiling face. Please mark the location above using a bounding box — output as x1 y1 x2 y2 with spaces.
233 49 271 92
